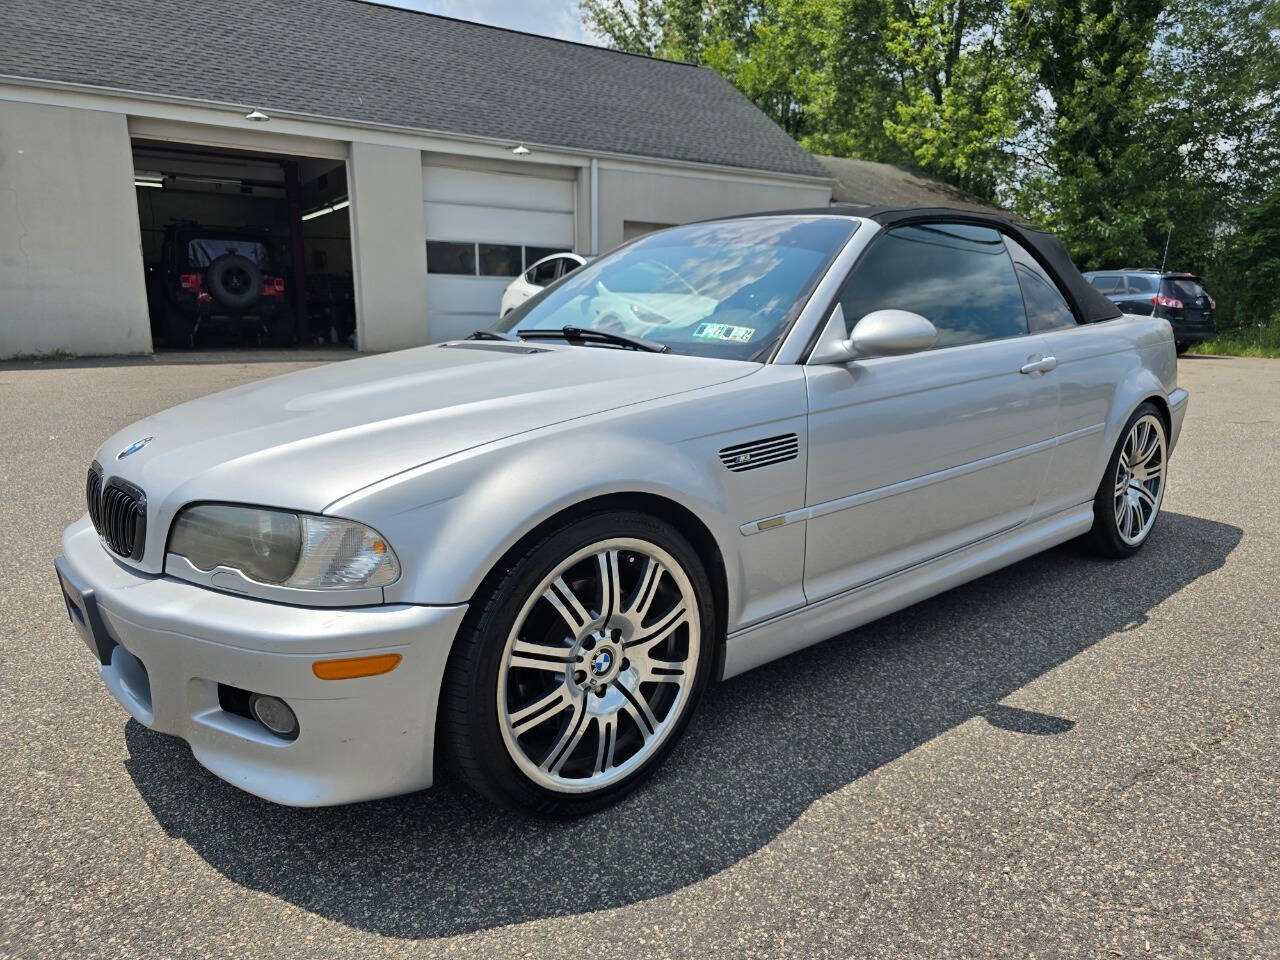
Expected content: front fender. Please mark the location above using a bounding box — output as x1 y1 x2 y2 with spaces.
340 428 738 609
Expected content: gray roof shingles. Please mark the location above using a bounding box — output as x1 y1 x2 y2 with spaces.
816 154 1014 215
1 0 829 179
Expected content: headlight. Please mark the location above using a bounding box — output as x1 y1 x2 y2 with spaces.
168 504 400 590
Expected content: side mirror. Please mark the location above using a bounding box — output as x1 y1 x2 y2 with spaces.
810 305 937 364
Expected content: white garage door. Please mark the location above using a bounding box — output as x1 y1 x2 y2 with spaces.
423 164 576 342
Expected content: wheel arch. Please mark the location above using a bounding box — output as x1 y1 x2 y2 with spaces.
461 491 732 683
1143 392 1172 437
1097 363 1174 482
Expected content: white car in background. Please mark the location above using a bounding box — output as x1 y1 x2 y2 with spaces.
500 252 586 316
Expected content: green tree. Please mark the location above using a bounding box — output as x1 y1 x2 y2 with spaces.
879 0 1030 198
578 0 667 54
698 0 834 140
582 0 1279 328
1147 0 1280 322
1235 188 1280 326
578 0 712 59
581 0 835 140
802 0 902 161
1009 0 1169 268
582 0 1028 197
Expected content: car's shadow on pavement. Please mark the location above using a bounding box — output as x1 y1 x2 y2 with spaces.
123 511 1241 939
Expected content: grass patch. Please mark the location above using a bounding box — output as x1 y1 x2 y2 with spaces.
1187 319 1280 358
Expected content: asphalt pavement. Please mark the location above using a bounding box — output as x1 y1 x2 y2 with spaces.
1 351 1275 959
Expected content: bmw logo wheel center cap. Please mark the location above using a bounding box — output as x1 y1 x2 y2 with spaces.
574 628 623 691
591 649 613 676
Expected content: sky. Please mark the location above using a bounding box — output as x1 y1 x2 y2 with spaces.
377 0 595 44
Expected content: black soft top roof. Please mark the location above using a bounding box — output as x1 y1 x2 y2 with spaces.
741 203 1123 325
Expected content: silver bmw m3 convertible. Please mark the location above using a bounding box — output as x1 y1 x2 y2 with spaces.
57 206 1188 815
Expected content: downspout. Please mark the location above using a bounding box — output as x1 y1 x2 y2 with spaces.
590 157 599 256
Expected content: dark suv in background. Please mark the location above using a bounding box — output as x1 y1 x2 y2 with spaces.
1083 269 1216 354
151 223 291 347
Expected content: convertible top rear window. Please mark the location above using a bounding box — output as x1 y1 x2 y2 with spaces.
186 238 269 268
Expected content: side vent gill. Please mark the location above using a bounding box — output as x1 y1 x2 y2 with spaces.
718 433 799 472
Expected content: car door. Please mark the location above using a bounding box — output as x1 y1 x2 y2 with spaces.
802 222 1061 602
1005 235 1120 518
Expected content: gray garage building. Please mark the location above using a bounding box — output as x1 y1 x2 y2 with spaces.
0 0 832 357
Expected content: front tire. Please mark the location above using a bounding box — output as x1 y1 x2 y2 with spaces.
441 511 715 817
1085 402 1168 557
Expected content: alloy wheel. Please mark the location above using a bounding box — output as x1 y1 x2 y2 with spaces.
1114 413 1167 546
496 537 701 793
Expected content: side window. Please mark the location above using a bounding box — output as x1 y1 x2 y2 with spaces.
838 223 1028 348
1127 274 1155 294
530 258 559 286
1091 274 1123 294
1003 235 1077 332
555 256 581 280
1015 265 1077 332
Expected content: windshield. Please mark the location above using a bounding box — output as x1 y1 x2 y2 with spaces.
494 216 858 360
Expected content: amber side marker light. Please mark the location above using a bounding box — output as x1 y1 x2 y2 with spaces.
312 653 402 680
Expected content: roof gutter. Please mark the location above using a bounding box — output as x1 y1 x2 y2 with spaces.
0 74 834 186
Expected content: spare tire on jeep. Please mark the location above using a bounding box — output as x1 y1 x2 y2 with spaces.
205 254 263 310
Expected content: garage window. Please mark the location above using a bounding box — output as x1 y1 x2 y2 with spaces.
428 241 574 277
478 244 523 277
427 241 477 275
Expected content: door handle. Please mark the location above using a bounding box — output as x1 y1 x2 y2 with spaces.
1020 355 1058 375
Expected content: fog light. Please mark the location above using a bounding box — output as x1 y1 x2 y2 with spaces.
249 694 298 740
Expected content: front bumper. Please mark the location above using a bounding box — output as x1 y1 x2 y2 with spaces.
56 516 467 806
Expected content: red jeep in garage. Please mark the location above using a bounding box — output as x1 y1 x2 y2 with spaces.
152 223 292 347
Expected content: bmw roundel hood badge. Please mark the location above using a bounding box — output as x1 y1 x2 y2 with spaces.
116 436 153 459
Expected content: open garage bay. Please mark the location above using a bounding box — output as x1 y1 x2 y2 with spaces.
132 140 358 351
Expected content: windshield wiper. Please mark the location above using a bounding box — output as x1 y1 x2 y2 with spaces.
467 329 519 342
518 325 670 354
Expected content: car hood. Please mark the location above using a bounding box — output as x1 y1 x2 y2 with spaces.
96 342 757 521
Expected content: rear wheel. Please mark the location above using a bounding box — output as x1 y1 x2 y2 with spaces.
1085 403 1168 557
442 511 714 817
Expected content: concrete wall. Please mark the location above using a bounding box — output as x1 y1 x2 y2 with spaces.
0 100 151 357
591 163 831 255
347 141 429 352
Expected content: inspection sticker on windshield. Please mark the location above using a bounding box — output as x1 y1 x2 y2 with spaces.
692 322 755 344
